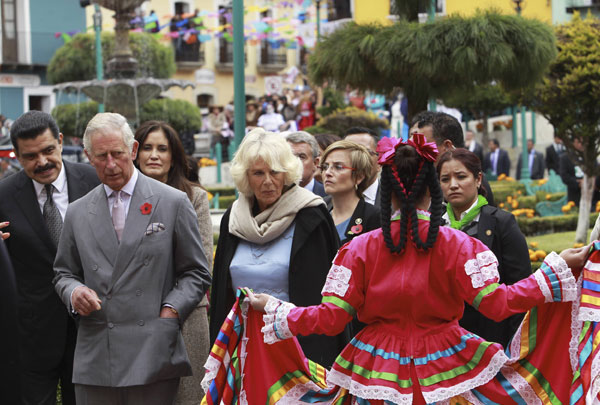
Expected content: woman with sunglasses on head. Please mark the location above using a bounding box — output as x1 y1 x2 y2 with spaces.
321 140 380 245
237 134 590 404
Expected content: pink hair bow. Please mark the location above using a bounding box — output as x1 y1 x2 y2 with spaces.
376 137 403 166
407 133 438 162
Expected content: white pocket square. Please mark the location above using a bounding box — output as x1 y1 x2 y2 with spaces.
145 222 166 235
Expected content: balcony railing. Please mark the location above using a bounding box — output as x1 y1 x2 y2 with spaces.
174 41 205 68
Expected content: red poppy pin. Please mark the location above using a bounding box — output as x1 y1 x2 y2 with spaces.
350 224 363 234
348 218 363 235
140 203 152 215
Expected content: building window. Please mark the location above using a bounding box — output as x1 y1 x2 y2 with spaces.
172 3 204 64
218 6 233 64
2 0 18 63
260 10 286 66
328 0 352 21
197 93 213 109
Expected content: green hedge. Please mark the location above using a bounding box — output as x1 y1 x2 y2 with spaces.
516 212 598 236
52 99 202 139
48 32 175 84
206 186 236 196
490 182 526 202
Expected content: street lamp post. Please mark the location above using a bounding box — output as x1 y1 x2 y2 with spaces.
512 0 530 180
316 0 321 42
93 3 104 113
232 0 246 150
428 0 437 112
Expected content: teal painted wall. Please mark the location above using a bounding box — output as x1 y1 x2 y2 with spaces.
0 88 24 120
29 0 87 65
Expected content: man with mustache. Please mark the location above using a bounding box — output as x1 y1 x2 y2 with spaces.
0 111 99 405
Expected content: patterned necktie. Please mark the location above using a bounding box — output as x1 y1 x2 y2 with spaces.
43 184 63 247
112 191 126 242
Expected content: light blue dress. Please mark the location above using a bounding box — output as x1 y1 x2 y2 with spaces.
230 223 295 301
335 217 351 241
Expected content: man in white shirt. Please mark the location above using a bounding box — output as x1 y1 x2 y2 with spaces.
465 130 484 164
343 127 381 206
285 131 326 197
0 111 99 405
257 104 286 132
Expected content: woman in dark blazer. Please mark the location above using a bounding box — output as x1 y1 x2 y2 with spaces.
210 129 346 369
437 149 531 347
320 140 380 245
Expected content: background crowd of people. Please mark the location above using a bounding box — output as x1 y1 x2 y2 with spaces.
0 108 596 404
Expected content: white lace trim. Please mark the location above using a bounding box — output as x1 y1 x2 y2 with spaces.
276 380 333 404
579 307 600 322
533 252 577 303
570 276 584 374
579 259 600 322
200 354 222 394
500 365 543 405
464 251 500 288
262 296 296 344
421 350 508 403
589 344 600 403
533 269 553 303
326 350 508 404
327 369 414 404
321 264 353 297
238 300 249 405
506 319 524 363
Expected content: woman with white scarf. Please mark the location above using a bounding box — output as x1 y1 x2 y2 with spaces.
209 128 348 368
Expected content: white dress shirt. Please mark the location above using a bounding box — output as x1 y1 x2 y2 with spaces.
103 169 139 218
303 177 315 193
33 163 68 220
363 178 380 205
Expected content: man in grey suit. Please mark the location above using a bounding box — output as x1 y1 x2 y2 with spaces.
53 113 212 404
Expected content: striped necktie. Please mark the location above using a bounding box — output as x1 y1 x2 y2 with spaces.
43 184 63 247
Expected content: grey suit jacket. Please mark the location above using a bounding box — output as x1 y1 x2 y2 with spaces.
53 172 211 387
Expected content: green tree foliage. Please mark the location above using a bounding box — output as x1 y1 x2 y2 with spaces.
534 13 600 242
52 99 201 139
443 82 512 144
47 32 176 84
309 10 556 121
305 107 388 137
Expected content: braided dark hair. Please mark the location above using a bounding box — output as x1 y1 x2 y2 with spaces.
380 144 443 255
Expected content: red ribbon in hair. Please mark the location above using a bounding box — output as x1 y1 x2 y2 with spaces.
376 134 438 166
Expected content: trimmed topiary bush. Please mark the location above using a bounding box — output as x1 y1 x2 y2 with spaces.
48 32 175 84
305 107 388 137
52 98 202 141
516 212 599 236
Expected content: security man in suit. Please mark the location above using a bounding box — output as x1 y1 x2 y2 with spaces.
0 111 99 404
517 139 545 180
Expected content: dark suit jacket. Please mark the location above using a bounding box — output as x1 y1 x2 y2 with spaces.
312 179 327 197
340 198 380 245
516 151 545 180
470 142 484 164
545 144 563 175
0 238 20 404
483 149 511 177
458 205 531 347
0 161 99 372
559 152 581 205
210 203 348 368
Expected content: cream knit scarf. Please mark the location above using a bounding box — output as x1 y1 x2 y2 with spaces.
229 184 323 244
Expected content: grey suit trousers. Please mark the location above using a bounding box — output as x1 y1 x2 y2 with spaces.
74 379 179 405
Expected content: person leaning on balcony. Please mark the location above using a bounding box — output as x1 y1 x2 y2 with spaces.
209 128 348 369
437 148 530 347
